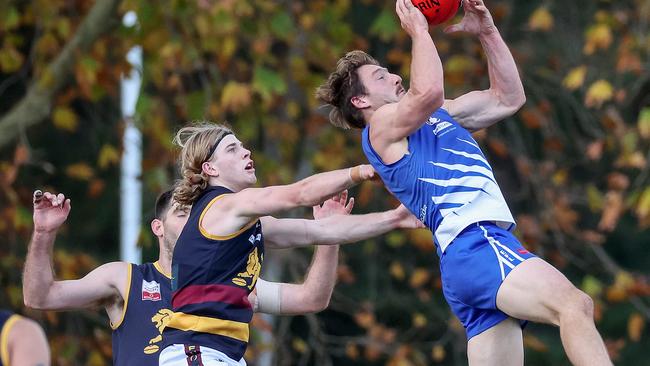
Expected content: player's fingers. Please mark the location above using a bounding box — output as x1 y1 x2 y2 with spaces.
33 190 44 204
64 198 72 212
340 190 348 203
345 197 355 213
395 0 402 16
443 24 463 33
56 193 65 206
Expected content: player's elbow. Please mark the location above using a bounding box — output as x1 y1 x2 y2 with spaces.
304 294 331 313
23 294 46 310
500 90 526 115
413 85 445 110
508 92 526 111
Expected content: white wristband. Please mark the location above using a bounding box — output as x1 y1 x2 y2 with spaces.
255 279 282 314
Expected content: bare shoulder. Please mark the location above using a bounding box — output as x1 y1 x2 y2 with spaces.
369 103 409 164
200 192 254 237
8 316 46 338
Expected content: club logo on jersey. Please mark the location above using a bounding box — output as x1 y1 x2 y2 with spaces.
426 117 455 137
142 279 162 301
232 247 263 289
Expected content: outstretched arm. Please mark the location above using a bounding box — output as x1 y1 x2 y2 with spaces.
261 203 423 249
23 191 126 315
443 0 526 131
200 165 376 237
251 192 351 314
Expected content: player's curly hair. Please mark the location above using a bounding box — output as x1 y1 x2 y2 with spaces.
173 122 233 206
316 50 379 130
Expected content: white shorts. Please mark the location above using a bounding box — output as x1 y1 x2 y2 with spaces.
159 344 247 366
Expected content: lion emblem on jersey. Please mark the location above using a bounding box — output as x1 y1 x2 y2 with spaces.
232 247 263 289
143 308 174 355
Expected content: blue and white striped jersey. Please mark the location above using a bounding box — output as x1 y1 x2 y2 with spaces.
362 108 515 252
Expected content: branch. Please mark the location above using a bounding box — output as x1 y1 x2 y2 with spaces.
0 0 121 148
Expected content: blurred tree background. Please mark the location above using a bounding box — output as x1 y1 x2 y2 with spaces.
0 0 648 364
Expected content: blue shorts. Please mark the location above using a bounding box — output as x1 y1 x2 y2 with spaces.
438 222 536 339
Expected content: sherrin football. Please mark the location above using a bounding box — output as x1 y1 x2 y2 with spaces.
411 0 461 25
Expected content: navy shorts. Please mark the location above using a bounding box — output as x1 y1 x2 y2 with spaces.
439 222 536 339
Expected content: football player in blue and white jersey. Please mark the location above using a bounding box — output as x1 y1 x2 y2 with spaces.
316 0 612 365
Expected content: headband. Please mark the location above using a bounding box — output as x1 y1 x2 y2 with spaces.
206 132 233 160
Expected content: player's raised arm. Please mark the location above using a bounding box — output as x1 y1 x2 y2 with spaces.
23 190 126 313
442 0 526 131
371 0 445 142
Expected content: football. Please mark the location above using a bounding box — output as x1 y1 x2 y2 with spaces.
411 0 461 25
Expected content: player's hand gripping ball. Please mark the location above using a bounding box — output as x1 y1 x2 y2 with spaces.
411 0 461 25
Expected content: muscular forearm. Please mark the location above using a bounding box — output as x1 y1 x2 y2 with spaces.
410 31 444 100
295 168 358 208
310 210 399 246
269 245 339 315
299 245 339 311
479 30 525 106
23 231 57 309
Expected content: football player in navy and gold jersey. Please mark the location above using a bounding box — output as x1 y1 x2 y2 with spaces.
24 187 378 365
0 310 49 366
161 124 423 365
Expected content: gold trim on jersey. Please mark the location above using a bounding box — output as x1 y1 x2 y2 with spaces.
1 315 21 366
153 261 171 279
198 194 257 240
166 312 249 342
110 263 133 330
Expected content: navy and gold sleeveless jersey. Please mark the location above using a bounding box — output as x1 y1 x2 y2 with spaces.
112 261 172 365
162 186 264 361
0 310 21 366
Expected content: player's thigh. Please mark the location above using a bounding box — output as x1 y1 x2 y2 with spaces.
496 257 583 325
467 317 523 366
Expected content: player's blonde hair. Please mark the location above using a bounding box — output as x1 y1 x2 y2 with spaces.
173 122 233 206
316 50 379 129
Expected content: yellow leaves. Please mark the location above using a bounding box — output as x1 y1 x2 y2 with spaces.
628 313 645 342
98 145 120 169
408 228 434 252
563 66 588 91
584 23 613 55
292 338 308 353
606 271 635 303
52 106 78 132
598 191 623 232
431 344 445 362
354 309 376 329
409 268 430 288
582 275 603 298
635 187 650 227
65 163 94 181
412 313 427 328
445 55 476 87
528 7 554 32
637 108 650 139
0 45 24 73
345 343 360 360
389 261 405 280
585 80 614 108
220 81 252 113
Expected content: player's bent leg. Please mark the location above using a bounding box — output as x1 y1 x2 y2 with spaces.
496 257 612 366
467 317 523 366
